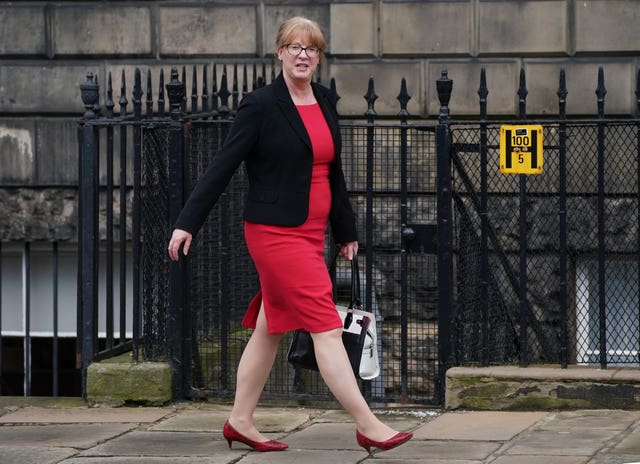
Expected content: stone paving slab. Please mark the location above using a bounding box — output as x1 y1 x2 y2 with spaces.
413 411 546 441
0 423 136 449
368 418 423 433
588 456 640 464
59 457 237 464
537 410 640 431
1 403 639 464
283 422 363 450
504 427 623 456
150 408 310 433
363 460 480 464
0 406 171 423
609 426 640 455
491 456 589 464
0 446 78 464
236 449 364 464
77 431 242 458
310 409 431 435
313 409 359 423
0 397 87 409
373 439 501 461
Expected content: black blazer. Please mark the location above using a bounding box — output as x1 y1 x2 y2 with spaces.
174 73 358 244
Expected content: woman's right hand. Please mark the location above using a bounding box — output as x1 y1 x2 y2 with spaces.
168 228 193 262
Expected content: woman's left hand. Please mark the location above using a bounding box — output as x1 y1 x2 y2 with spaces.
339 241 359 260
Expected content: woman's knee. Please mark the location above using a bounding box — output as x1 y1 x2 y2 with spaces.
310 327 343 346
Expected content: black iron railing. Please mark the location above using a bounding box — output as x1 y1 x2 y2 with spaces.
446 66 640 370
74 62 640 406
0 241 80 396
77 63 443 404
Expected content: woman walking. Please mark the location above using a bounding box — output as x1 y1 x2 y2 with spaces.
167 16 413 455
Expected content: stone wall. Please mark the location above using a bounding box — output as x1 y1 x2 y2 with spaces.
1 1 639 182
2 1 639 239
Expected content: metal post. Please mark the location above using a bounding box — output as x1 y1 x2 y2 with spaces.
397 78 411 400
105 73 115 352
53 242 59 397
132 68 143 362
119 70 128 345
436 69 454 403
201 65 209 113
166 68 187 398
218 68 230 391
146 70 154 118
79 72 100 397
596 67 607 369
363 77 377 332
23 242 31 396
478 68 489 365
557 69 569 368
517 68 529 367
191 65 198 114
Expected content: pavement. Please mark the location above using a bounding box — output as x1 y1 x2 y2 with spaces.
0 398 639 464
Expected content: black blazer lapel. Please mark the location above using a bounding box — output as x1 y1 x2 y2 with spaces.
273 74 312 151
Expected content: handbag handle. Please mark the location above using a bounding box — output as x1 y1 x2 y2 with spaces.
349 255 362 309
328 252 362 310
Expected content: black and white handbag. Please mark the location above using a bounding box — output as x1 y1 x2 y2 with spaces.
287 255 380 380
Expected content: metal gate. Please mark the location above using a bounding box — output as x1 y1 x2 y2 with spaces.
178 81 442 405
77 65 445 405
78 63 640 405
445 67 640 370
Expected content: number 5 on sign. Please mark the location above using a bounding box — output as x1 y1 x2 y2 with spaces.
499 125 543 174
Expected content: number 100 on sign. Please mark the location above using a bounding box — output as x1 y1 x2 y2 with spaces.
499 125 543 175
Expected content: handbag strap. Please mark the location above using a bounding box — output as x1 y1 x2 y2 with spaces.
349 255 362 309
328 252 362 310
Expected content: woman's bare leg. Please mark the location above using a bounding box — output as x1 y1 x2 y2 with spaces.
311 328 398 441
228 304 284 442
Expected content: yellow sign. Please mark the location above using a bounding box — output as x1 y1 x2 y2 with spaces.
499 125 543 174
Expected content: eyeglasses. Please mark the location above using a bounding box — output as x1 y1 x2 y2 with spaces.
285 43 321 58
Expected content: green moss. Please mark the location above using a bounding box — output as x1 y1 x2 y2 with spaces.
450 376 498 387
457 397 493 409
507 396 591 410
459 382 512 398
86 361 172 406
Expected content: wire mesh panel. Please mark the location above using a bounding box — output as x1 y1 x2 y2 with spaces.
185 120 258 396
569 123 640 366
450 126 525 365
176 120 439 404
341 123 439 404
450 121 640 368
140 126 172 361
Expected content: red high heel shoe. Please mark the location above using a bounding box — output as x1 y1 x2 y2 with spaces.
222 420 288 452
356 429 413 455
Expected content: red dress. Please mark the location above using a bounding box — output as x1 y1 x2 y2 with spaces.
241 103 343 334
